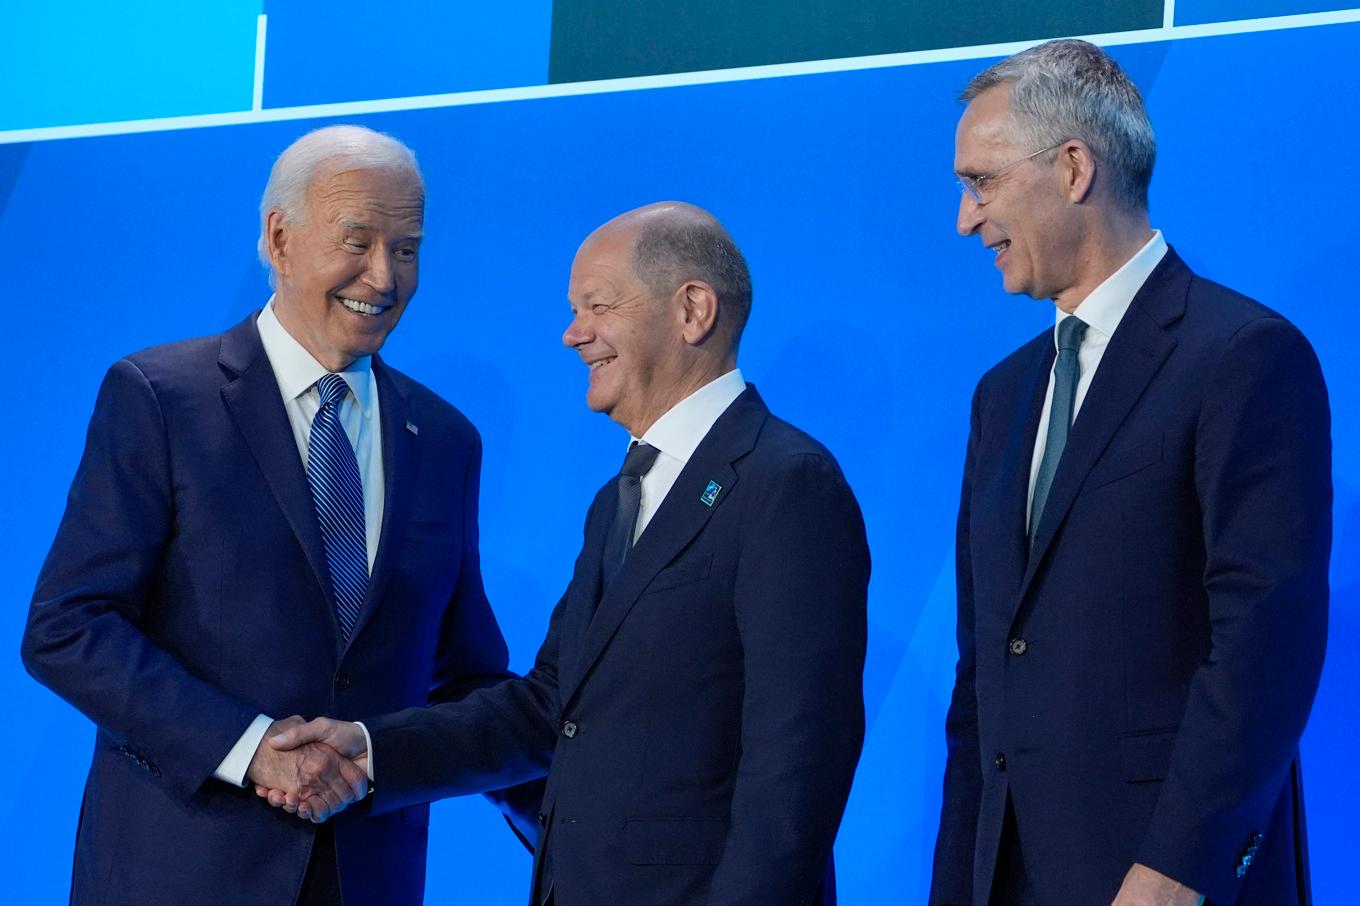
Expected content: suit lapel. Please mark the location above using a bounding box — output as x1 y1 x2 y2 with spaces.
1016 251 1189 612
218 315 333 609
996 339 1054 601
559 387 767 709
557 482 617 698
343 357 420 649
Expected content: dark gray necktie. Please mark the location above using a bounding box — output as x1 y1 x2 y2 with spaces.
601 441 661 591
1029 316 1088 544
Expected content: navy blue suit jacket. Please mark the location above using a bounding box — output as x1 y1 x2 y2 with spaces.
22 314 522 906
931 250 1331 905
363 386 870 906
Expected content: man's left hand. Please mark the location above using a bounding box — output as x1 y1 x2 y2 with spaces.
1111 864 1204 906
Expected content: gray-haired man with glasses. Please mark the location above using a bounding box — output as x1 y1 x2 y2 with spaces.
932 39 1330 906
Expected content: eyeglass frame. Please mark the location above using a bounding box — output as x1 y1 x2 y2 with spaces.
956 141 1066 205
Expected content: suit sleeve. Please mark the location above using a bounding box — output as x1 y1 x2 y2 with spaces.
20 359 262 804
362 494 616 814
929 381 984 906
427 427 548 845
704 452 870 905
364 592 564 814
1137 316 1331 903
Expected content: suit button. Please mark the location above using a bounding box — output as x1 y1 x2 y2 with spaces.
994 753 1007 771
1008 638 1028 656
335 672 352 690
562 720 578 739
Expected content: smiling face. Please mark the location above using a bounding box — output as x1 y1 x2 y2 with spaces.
562 226 692 436
267 166 424 371
954 84 1083 302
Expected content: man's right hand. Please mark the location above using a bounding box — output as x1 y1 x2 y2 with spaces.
246 716 367 823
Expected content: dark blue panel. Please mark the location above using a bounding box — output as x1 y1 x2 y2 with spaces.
261 0 551 109
1176 0 1355 25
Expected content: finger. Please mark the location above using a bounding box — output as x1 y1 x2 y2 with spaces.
267 789 287 808
336 758 368 803
254 784 268 798
269 719 329 751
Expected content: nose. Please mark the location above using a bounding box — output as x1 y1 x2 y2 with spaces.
957 192 984 237
361 246 397 295
562 312 590 348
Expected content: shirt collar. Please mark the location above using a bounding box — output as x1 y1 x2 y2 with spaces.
635 369 746 464
256 297 374 416
1061 229 1168 342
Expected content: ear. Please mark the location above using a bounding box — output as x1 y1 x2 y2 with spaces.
264 209 292 280
677 280 720 346
1060 139 1097 204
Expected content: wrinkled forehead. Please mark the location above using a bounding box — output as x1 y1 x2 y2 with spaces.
955 85 1022 165
307 166 425 224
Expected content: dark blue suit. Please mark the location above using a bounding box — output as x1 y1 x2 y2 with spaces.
362 386 870 905
22 314 521 905
931 250 1331 905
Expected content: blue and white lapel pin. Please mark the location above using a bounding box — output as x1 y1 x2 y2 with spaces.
700 480 722 507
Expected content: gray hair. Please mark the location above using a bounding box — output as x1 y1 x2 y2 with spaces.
963 39 1156 212
257 124 424 279
630 212 754 347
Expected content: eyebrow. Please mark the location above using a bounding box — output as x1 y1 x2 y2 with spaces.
339 218 372 231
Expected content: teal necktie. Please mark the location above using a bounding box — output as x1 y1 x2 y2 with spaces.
1030 316 1088 544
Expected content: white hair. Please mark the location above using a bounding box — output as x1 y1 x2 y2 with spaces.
256 124 424 280
963 39 1156 213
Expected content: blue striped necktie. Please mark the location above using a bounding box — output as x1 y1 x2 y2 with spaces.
307 373 368 640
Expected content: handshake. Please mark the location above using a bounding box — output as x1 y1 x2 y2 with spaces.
245 716 370 823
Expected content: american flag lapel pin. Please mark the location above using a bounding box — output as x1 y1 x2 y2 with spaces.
405 420 419 435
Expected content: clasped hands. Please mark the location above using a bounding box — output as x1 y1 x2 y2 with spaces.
247 716 369 823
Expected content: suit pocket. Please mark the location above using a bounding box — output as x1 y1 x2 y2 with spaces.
1086 435 1163 491
625 816 729 865
1119 727 1178 783
642 554 713 596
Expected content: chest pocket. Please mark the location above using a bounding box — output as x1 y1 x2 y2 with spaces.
642 553 713 596
1085 435 1163 492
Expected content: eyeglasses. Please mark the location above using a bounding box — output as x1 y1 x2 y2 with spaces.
956 142 1064 205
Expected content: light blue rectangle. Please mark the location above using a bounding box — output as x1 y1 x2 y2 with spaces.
0 1 260 131
1175 0 1357 24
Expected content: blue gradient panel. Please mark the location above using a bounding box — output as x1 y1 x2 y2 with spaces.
1175 0 1356 23
261 0 553 108
0 1 260 130
4 18 1358 906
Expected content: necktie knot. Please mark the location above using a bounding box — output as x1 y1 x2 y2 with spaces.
1057 316 1088 353
620 441 660 479
315 373 349 408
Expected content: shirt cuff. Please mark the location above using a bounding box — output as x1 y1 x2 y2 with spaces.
213 713 275 787
355 721 375 782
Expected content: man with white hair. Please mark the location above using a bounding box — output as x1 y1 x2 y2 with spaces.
933 40 1330 906
22 124 532 905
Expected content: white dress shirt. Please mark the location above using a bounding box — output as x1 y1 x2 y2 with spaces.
1026 231 1168 522
633 368 747 540
214 299 387 787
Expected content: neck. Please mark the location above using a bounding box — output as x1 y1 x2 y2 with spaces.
1051 208 1153 314
271 294 357 372
623 355 736 437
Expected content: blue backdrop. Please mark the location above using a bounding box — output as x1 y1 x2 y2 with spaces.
3 9 1357 904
